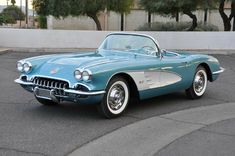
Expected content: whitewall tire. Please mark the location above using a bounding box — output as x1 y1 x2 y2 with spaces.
186 66 208 99
97 77 130 118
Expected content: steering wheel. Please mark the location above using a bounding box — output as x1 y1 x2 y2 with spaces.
140 46 157 55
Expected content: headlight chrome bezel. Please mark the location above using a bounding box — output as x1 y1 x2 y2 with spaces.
23 62 32 73
17 61 32 73
82 70 92 81
17 61 24 72
74 69 82 80
74 68 92 82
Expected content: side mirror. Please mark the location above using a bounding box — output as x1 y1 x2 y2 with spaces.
161 49 167 54
157 49 165 59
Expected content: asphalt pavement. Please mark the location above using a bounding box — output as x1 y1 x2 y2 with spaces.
0 50 235 156
70 103 235 156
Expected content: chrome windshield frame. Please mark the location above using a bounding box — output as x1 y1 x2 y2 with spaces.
98 33 162 58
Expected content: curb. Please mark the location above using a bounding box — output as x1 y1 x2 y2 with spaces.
68 103 235 156
0 48 9 55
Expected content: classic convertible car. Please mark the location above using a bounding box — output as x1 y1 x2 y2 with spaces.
15 33 224 118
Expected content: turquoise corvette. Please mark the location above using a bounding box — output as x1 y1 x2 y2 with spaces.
15 33 224 118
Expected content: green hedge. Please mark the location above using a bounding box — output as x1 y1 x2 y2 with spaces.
37 15 47 29
0 13 16 25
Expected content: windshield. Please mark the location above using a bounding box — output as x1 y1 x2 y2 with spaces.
99 34 159 56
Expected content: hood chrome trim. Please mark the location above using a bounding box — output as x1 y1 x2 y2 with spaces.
82 59 129 69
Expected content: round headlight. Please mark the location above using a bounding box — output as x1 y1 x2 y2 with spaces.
23 62 32 73
17 62 24 72
82 70 92 81
74 69 82 80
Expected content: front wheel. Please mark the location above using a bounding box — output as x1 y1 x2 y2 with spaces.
97 77 130 118
186 66 208 99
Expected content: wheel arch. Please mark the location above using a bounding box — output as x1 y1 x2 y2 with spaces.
198 63 213 82
107 72 140 101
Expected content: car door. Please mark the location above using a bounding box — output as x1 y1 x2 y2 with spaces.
158 52 190 89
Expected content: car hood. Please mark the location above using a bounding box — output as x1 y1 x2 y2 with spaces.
46 52 129 69
26 51 130 79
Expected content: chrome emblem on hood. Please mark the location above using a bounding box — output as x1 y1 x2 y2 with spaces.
50 68 60 75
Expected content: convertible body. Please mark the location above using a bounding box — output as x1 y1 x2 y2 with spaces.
15 33 224 118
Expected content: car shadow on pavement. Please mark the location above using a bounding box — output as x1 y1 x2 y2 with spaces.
28 100 101 120
27 91 190 120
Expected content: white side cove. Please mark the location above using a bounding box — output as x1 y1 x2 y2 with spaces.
127 70 182 91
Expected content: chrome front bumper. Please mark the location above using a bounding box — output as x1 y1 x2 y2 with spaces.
15 78 106 97
212 67 225 75
15 78 34 85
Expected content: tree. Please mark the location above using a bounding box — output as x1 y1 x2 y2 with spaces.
219 0 235 31
0 5 25 25
107 0 134 31
11 0 16 6
32 0 50 16
72 0 107 31
139 0 217 31
33 0 134 30
2 5 25 22
233 2 235 30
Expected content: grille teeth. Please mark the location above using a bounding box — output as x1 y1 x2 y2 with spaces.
33 77 69 96
33 77 68 89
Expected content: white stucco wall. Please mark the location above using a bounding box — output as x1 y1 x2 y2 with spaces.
107 12 120 31
125 10 149 31
0 29 234 50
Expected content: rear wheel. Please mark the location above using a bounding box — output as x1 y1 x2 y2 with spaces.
186 66 208 99
35 97 58 106
97 77 130 118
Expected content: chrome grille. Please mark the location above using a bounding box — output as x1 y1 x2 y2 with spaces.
33 77 69 89
33 77 69 96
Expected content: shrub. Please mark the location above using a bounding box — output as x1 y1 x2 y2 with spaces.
0 13 16 25
196 22 219 31
137 21 219 31
37 15 47 29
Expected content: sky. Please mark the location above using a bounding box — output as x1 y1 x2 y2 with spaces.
0 0 33 9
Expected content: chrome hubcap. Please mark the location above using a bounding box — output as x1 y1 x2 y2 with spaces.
194 70 206 95
108 84 125 111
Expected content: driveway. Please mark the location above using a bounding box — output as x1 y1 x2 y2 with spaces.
0 51 234 156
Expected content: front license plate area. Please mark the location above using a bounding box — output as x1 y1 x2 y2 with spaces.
34 87 51 100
